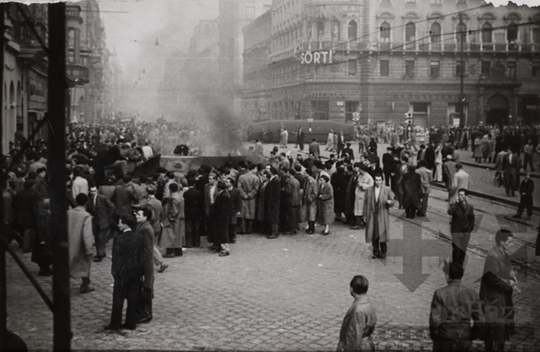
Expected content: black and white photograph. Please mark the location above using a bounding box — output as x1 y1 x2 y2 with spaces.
1 0 540 350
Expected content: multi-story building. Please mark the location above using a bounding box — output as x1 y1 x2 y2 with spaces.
242 0 540 127
1 4 49 153
67 0 108 124
218 0 272 116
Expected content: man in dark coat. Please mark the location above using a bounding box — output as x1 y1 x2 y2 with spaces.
308 139 320 160
448 189 475 267
341 142 355 161
283 169 301 234
111 174 136 216
429 262 482 351
424 142 436 171
393 156 411 209
479 229 518 351
226 177 242 243
12 180 40 254
296 126 305 151
265 167 281 239
401 167 423 219
87 184 115 262
382 147 394 187
213 180 231 256
513 173 534 219
183 177 203 248
502 147 520 197
331 166 347 222
134 207 155 324
105 215 144 331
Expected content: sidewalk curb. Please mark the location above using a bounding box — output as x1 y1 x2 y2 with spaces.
461 161 540 179
430 182 540 213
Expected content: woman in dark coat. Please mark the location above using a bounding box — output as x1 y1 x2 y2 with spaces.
331 166 347 221
264 169 281 239
401 168 423 219
213 181 231 256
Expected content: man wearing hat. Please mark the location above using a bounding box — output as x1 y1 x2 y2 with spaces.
443 155 456 200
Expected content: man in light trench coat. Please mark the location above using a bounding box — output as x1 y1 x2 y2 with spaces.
364 173 394 259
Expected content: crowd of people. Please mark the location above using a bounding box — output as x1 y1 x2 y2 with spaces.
1 118 539 350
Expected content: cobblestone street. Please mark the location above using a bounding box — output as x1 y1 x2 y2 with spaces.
6 179 540 350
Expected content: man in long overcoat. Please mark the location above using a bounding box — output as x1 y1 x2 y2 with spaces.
134 207 155 324
401 167 423 219
352 165 373 229
213 180 231 256
364 174 394 259
204 173 218 247
237 161 260 234
160 183 184 257
265 167 281 239
415 159 432 217
183 178 203 248
344 165 359 226
68 193 95 293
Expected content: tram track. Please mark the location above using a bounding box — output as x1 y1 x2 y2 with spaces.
391 191 537 275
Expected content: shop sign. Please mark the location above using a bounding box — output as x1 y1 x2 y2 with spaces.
304 92 346 99
393 94 459 101
300 50 333 65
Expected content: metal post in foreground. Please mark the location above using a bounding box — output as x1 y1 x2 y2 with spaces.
0 3 7 348
48 3 71 350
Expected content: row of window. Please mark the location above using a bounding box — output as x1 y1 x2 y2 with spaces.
383 0 464 4
268 61 359 83
380 21 540 44
379 60 540 78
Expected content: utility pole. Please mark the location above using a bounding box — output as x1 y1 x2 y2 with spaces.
459 12 465 126
48 3 71 350
0 3 6 348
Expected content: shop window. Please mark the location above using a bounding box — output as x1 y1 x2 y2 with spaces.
312 101 329 120
481 60 491 76
482 23 492 43
430 22 441 43
380 22 391 42
380 60 389 76
405 60 415 77
507 23 518 43
430 61 440 78
348 60 357 75
507 61 516 78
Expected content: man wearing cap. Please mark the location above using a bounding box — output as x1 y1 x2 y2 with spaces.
443 155 456 200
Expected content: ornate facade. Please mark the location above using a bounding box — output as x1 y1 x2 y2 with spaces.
242 0 540 126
